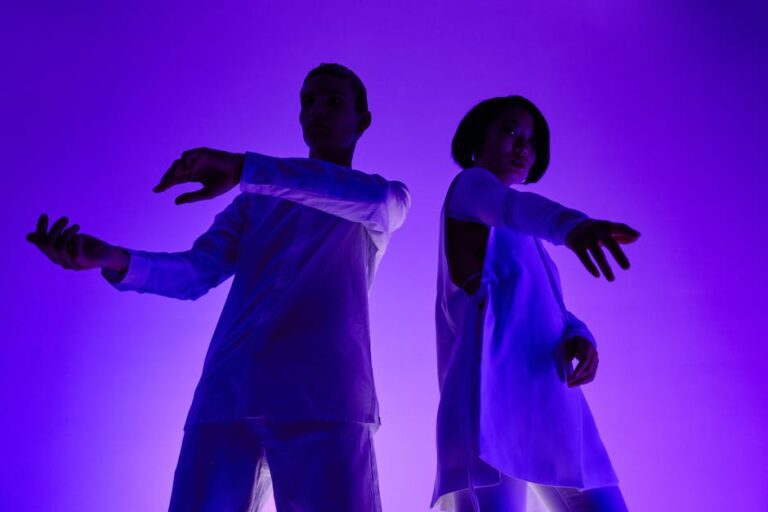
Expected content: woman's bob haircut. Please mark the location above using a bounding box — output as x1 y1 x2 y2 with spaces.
451 95 550 184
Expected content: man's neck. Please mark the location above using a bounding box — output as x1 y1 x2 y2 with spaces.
309 147 355 168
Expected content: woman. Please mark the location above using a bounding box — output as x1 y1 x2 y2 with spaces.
432 96 637 511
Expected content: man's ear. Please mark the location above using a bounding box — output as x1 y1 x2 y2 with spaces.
357 111 372 136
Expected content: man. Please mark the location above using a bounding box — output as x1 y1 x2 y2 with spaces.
28 63 409 511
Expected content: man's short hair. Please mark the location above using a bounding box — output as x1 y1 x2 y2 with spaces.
451 95 550 184
304 63 369 114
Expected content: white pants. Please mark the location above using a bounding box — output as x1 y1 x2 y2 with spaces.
447 473 628 512
168 419 381 512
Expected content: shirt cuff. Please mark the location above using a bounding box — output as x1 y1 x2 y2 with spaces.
240 152 276 190
102 249 152 291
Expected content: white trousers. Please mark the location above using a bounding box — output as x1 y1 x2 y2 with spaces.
168 419 381 512
446 473 628 512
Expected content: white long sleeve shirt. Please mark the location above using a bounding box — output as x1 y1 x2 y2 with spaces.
107 152 410 428
432 167 617 506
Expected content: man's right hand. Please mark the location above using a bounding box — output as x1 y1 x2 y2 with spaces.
26 214 129 273
565 220 640 282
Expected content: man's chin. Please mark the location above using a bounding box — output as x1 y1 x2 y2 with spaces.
306 139 351 155
304 133 335 148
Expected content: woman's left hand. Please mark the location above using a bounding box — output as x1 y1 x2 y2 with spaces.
564 336 599 387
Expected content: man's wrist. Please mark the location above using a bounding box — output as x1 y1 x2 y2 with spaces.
232 152 245 183
102 246 130 274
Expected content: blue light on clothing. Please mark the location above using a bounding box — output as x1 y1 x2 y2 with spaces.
106 152 410 429
433 167 618 508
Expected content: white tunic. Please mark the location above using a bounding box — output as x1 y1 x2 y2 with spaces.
106 152 410 428
432 167 618 506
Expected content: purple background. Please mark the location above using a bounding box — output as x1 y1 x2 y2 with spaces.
2 1 766 510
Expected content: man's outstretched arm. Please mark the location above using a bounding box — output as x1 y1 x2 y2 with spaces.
27 195 248 300
154 147 410 251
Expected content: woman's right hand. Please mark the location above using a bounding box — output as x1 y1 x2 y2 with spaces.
565 220 640 281
26 214 129 273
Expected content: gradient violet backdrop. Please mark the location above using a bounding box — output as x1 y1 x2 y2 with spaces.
2 1 766 511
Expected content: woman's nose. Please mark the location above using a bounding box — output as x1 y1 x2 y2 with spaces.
513 138 529 155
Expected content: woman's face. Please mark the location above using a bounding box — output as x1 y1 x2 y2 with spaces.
475 106 536 185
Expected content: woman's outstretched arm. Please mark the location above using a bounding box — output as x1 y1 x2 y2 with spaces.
447 166 640 280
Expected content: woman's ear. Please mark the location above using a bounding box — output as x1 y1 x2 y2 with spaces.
357 111 372 136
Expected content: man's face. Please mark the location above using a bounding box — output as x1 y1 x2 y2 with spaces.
299 74 369 155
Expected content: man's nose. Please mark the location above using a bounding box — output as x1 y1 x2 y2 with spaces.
308 103 327 117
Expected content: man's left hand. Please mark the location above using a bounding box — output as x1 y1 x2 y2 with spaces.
154 148 245 204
